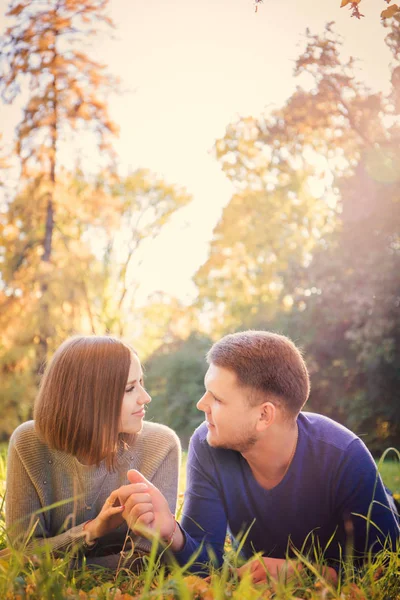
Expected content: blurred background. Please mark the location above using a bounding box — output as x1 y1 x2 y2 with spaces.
0 0 399 454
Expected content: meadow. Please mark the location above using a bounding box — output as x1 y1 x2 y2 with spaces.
0 448 399 600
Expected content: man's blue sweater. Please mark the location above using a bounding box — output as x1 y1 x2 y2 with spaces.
174 412 399 570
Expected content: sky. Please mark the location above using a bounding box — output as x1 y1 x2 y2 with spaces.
0 0 394 305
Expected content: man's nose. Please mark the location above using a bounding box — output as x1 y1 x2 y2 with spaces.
197 393 208 412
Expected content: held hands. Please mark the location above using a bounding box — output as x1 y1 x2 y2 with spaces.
120 470 177 544
82 496 125 542
81 473 156 543
82 470 182 549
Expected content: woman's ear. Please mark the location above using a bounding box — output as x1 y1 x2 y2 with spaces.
256 401 276 431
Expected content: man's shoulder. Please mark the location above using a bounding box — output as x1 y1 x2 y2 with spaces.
299 412 359 452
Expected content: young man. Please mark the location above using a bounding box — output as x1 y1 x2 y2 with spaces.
120 331 399 581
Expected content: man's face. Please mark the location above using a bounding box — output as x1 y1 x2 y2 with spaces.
197 363 261 453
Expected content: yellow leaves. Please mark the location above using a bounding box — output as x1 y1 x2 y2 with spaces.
341 583 368 599
340 0 360 6
182 575 214 599
381 3 400 18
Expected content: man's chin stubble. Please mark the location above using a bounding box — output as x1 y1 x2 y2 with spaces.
207 432 257 453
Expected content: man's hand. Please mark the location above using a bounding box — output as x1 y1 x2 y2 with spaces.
237 556 298 583
237 556 338 586
120 470 183 548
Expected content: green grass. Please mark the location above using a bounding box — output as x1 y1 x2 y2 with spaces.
377 459 400 497
0 448 399 599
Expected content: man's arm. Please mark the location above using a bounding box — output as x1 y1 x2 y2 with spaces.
122 427 228 572
172 429 228 569
334 439 399 561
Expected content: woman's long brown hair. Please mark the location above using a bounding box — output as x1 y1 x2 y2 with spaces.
34 335 134 469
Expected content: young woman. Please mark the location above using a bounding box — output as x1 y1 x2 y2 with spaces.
5 335 180 570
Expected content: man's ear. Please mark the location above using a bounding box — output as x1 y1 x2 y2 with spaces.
256 401 276 431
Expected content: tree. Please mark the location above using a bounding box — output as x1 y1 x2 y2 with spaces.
281 18 400 451
89 170 192 337
131 291 199 360
196 20 400 451
253 0 400 20
0 0 118 365
0 166 192 438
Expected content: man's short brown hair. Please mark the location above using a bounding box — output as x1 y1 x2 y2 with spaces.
207 330 310 416
34 335 135 469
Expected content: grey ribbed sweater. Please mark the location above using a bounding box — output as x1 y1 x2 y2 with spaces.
6 420 180 567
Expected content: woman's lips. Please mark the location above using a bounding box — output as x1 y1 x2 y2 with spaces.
133 409 145 417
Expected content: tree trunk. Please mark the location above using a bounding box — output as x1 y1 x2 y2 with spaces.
37 45 58 373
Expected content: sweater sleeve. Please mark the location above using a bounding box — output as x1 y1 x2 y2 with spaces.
333 438 399 562
133 425 181 554
173 429 227 572
6 431 87 555
151 439 181 516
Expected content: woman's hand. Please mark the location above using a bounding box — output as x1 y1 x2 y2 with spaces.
82 478 152 542
82 495 126 542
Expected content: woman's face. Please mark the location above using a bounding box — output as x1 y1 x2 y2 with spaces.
119 354 151 434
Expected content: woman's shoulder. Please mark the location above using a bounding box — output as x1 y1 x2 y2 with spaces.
129 422 181 482
9 420 49 457
10 420 37 445
139 421 181 450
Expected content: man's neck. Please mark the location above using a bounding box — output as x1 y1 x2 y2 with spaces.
242 420 298 489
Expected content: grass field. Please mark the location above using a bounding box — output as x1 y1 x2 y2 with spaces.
376 459 400 498
0 448 399 599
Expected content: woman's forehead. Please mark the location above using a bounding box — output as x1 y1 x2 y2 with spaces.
128 354 143 378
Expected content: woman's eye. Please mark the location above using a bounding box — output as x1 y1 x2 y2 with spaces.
125 386 135 393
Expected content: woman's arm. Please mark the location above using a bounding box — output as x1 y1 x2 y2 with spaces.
6 438 125 555
6 438 85 554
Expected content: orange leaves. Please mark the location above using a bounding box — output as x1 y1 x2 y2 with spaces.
381 3 400 18
1 0 119 181
340 0 400 19
340 0 360 6
340 0 364 18
7 2 26 17
341 583 368 599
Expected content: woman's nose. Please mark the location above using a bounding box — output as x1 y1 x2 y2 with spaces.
139 387 151 404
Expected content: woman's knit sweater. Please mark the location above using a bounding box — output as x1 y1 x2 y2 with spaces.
6 420 180 564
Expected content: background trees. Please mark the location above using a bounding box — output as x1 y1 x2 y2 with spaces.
0 0 119 374
183 19 400 452
0 0 192 437
0 4 398 453
253 0 400 20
